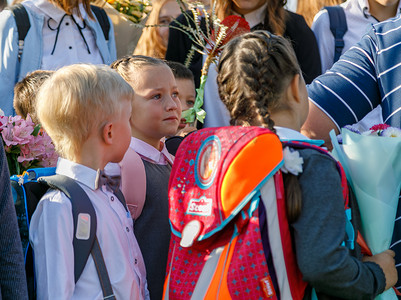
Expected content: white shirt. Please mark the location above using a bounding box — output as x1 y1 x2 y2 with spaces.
275 126 312 141
29 158 149 299
131 137 174 165
312 0 401 73
284 0 298 13
23 0 103 70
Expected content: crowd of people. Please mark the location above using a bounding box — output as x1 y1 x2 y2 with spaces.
1 0 401 298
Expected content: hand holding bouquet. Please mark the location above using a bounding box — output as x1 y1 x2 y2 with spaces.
330 124 401 300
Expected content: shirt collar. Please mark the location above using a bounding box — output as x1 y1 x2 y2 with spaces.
56 157 98 190
358 0 401 18
130 137 174 165
31 0 87 24
274 126 310 141
233 2 267 29
274 126 325 146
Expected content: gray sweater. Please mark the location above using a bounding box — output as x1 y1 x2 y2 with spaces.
134 160 171 300
0 141 28 300
293 148 385 299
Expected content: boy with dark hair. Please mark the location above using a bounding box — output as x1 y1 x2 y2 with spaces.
13 70 54 124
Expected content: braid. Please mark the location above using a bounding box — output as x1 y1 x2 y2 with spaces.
217 31 299 131
217 31 303 223
111 55 167 84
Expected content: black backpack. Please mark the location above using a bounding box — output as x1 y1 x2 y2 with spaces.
324 5 348 64
6 3 110 61
11 168 116 300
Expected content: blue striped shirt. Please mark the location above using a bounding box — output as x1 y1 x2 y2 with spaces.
308 16 401 291
307 15 401 129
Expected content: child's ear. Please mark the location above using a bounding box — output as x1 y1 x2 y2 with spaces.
289 74 301 104
102 122 114 145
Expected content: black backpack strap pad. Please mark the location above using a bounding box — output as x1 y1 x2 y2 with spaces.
90 5 110 41
324 6 348 64
7 3 31 41
39 175 97 283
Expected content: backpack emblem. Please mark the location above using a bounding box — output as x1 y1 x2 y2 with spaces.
186 196 212 216
195 136 221 189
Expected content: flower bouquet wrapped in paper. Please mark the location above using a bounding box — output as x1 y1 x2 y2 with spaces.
330 124 401 300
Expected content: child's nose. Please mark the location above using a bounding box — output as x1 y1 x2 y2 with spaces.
166 96 180 111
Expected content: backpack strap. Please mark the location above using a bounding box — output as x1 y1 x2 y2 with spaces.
119 147 146 220
39 175 115 299
6 3 30 62
324 6 348 64
90 5 110 41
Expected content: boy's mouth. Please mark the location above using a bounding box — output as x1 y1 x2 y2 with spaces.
178 118 187 129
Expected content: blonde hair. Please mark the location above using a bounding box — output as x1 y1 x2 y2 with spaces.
297 0 345 27
36 64 134 161
134 0 179 58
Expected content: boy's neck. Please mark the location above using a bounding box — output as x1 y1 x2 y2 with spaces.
131 131 163 151
74 137 108 171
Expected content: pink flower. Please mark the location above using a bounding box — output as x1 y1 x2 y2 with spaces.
0 114 58 175
369 124 390 131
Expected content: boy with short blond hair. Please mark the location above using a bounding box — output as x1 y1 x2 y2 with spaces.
30 64 149 299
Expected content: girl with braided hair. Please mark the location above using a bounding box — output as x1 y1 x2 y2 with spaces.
217 30 397 299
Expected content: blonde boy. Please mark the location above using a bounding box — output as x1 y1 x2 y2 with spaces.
30 64 149 299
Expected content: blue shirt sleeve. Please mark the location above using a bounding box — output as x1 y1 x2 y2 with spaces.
307 27 382 129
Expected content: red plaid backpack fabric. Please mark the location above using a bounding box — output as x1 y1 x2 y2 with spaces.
163 126 308 300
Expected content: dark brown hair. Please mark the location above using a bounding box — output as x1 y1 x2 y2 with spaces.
13 70 54 124
213 0 286 35
166 61 194 81
217 31 302 222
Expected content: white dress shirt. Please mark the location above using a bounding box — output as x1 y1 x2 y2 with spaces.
29 158 149 299
23 0 103 70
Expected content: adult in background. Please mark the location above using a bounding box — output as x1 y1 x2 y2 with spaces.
0 138 28 299
313 0 401 73
166 0 322 87
0 0 116 116
134 0 181 59
296 0 345 27
0 0 6 12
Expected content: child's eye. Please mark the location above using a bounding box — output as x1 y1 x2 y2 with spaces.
152 94 162 100
172 92 179 98
186 100 195 107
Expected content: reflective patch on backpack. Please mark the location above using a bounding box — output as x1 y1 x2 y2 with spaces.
76 213 91 240
260 276 276 298
186 196 212 216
